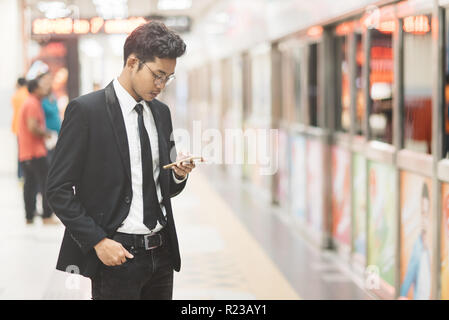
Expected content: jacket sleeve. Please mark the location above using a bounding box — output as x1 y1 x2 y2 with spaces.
166 107 188 198
46 100 107 255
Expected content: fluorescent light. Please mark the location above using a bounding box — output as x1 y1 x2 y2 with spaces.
157 0 192 10
37 1 71 19
92 0 128 19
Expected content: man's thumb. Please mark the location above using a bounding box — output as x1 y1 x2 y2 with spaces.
123 247 134 259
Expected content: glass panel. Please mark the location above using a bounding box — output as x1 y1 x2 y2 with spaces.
444 10 449 158
281 49 294 123
337 35 350 132
250 51 272 127
293 46 304 123
308 42 320 127
403 14 432 154
369 28 394 144
355 33 365 135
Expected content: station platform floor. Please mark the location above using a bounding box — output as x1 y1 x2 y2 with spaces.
0 127 374 300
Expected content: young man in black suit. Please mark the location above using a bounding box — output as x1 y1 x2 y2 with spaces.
46 21 196 300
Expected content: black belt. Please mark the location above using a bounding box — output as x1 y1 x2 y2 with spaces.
112 228 167 250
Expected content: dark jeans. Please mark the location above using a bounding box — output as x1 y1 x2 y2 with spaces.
91 231 174 300
21 156 52 221
17 138 22 179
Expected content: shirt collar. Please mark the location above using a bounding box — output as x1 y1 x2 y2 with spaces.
113 78 148 115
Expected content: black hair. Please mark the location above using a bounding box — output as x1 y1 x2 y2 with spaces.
27 79 39 93
123 20 186 68
27 73 47 93
17 77 26 87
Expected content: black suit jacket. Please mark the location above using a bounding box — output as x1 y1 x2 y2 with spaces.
46 81 187 279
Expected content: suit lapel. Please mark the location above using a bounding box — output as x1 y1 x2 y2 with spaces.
148 100 170 200
104 81 132 182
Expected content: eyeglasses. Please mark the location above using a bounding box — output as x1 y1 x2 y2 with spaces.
142 62 175 87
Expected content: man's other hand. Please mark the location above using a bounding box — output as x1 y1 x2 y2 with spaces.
94 238 134 266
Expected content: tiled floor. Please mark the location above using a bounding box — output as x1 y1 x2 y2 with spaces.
0 127 372 299
202 167 374 300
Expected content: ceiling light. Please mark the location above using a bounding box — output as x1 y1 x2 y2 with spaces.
37 1 71 19
157 0 192 10
92 0 128 19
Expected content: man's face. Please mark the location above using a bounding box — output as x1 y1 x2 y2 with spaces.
130 56 176 101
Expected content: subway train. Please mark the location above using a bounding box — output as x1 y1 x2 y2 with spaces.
166 0 449 299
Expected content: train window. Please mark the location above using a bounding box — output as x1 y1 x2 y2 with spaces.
403 14 432 154
444 10 449 158
336 35 350 132
280 49 295 123
368 28 394 144
293 47 304 123
250 51 272 126
308 42 321 127
355 33 365 135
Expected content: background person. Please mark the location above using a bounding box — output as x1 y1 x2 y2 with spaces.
42 91 61 165
11 77 28 179
18 61 58 225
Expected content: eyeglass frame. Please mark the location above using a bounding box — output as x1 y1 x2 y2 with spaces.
140 61 176 87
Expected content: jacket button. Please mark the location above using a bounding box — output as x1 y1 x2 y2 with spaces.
124 196 131 204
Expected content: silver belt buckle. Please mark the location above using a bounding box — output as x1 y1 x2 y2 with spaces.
144 233 162 250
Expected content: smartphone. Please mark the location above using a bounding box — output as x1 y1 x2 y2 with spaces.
163 156 205 170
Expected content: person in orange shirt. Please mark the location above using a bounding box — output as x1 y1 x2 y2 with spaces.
11 77 28 179
18 63 57 225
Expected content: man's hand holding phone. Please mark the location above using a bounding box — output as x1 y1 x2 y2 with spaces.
167 152 201 179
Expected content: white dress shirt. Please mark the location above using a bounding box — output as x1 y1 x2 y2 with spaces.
113 78 186 235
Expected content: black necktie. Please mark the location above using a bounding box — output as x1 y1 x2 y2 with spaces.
134 103 166 230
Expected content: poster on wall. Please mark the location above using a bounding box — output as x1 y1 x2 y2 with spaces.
352 153 367 259
33 41 69 118
276 129 290 207
331 146 351 246
367 161 397 297
306 139 324 233
399 172 433 300
291 135 306 221
441 183 449 299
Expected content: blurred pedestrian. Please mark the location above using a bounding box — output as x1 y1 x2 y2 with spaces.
18 61 58 225
11 77 28 179
42 92 61 166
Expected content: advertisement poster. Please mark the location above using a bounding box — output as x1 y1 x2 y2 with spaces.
441 183 449 299
367 161 397 296
33 41 69 118
276 129 290 207
352 153 367 258
331 146 351 246
399 172 433 300
306 139 324 233
291 135 306 221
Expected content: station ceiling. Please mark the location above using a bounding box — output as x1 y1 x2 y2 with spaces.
24 0 216 21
